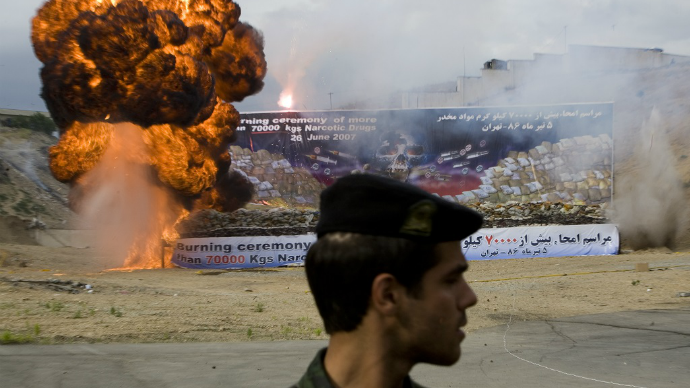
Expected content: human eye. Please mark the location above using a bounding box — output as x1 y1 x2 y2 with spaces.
444 265 467 284
444 273 461 284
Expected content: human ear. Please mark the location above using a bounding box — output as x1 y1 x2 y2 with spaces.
370 273 403 315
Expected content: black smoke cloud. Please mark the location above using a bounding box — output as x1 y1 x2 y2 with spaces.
32 0 266 131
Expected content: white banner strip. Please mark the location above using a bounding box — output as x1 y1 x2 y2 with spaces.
462 224 619 260
172 234 316 269
172 224 618 269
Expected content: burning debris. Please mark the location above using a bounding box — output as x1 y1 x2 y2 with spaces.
1 277 93 294
31 0 267 268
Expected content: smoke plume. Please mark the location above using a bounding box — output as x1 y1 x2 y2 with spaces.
473 52 690 250
612 108 687 249
32 0 266 267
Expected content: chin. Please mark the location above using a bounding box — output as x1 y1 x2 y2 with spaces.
422 348 461 366
442 351 462 366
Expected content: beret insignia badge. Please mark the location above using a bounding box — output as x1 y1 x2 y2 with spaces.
399 199 437 237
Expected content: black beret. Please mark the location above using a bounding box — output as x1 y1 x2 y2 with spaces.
315 174 483 242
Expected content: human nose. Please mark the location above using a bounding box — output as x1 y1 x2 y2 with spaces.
458 280 477 310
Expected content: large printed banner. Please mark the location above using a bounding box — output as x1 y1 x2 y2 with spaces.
233 103 613 206
172 224 618 269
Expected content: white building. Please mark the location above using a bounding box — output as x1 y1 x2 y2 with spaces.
402 45 690 108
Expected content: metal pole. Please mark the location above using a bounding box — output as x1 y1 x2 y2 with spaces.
328 92 333 110
462 46 466 105
161 239 166 269
564 26 567 53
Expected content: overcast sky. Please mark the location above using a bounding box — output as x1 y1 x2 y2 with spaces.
2 0 690 113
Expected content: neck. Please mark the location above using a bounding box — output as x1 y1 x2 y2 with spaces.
324 328 413 388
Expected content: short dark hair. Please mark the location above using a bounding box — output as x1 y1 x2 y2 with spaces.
305 232 438 334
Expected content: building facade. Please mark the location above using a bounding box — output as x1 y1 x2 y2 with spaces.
402 45 690 108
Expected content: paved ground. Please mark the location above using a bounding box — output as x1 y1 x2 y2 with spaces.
2 309 689 388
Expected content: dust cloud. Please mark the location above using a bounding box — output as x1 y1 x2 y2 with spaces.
70 123 183 268
475 49 690 250
612 108 687 249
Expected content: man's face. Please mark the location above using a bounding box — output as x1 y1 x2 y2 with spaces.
397 241 477 366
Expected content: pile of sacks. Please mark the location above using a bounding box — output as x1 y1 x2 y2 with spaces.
177 208 319 238
177 201 608 238
474 201 609 228
452 135 613 205
229 146 326 206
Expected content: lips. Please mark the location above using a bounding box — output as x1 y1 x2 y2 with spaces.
457 317 468 340
457 328 467 344
458 316 468 328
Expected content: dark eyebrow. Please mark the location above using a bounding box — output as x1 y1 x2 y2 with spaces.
445 262 469 277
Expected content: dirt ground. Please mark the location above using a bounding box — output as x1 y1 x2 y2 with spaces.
1 243 689 344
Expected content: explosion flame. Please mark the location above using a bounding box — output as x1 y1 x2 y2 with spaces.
32 0 267 268
278 92 293 109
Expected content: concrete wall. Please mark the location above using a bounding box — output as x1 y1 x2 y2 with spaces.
480 68 513 94
402 92 464 109
568 45 663 73
454 71 513 107
457 77 483 105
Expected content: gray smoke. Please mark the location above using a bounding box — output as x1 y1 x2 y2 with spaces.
467 53 690 250
612 108 687 249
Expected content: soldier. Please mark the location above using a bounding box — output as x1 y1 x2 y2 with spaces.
291 173 482 388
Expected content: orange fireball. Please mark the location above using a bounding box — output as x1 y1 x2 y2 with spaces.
32 0 266 268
